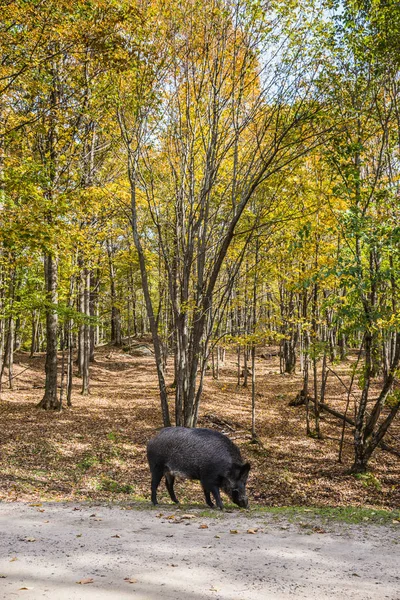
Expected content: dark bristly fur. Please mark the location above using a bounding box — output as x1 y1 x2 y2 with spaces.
147 427 250 509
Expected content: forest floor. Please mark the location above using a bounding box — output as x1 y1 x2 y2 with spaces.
0 344 399 511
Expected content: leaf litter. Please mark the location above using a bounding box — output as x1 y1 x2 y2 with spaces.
0 346 398 510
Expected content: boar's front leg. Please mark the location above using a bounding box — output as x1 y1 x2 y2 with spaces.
201 472 224 510
211 487 224 510
202 483 223 509
165 472 179 504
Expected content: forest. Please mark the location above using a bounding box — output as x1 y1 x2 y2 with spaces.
0 0 399 507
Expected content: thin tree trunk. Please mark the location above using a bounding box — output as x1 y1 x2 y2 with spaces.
81 268 90 395
7 315 14 389
338 340 364 463
237 344 241 387
251 237 259 442
304 332 311 436
351 332 400 471
38 253 59 410
59 327 66 411
243 345 248 388
89 268 99 362
128 173 170 426
66 323 73 407
312 240 321 438
107 241 122 346
251 344 256 441
0 319 11 393
30 310 40 357
77 264 84 377
0 315 5 396
320 350 328 405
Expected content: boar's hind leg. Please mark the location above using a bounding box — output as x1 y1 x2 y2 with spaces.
150 464 164 505
165 472 179 504
202 487 215 508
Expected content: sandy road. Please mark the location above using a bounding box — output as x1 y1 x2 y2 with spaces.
0 502 399 600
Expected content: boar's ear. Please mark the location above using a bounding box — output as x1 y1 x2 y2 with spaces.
231 462 251 480
230 463 243 479
239 463 250 480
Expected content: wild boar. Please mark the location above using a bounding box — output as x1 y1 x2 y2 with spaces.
147 427 250 509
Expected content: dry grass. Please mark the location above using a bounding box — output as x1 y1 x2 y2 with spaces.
0 346 399 509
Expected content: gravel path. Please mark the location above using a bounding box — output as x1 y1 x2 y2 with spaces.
0 502 399 599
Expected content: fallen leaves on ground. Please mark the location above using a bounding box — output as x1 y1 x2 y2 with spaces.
1 347 399 510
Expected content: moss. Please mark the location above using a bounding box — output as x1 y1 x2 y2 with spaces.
99 477 134 494
77 456 99 471
254 505 400 525
353 472 382 491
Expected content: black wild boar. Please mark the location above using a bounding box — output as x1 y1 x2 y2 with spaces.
147 427 250 509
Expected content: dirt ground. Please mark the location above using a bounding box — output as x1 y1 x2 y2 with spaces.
0 346 399 509
0 502 399 600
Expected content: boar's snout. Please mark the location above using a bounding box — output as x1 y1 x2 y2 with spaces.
236 494 249 509
225 461 251 508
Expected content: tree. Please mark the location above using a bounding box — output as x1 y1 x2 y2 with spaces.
117 0 330 426
317 0 400 471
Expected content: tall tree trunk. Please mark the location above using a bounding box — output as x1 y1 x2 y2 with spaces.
311 237 321 438
338 330 346 361
0 314 4 395
128 174 170 426
0 318 11 393
77 263 84 377
81 268 90 395
351 332 400 472
30 310 40 357
59 327 66 411
237 344 241 387
107 241 122 346
66 323 73 407
0 265 16 393
243 345 248 388
38 253 59 410
89 268 99 362
7 315 14 389
251 237 259 441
